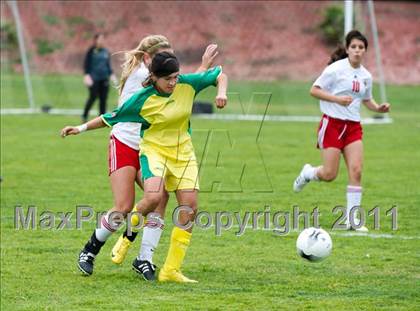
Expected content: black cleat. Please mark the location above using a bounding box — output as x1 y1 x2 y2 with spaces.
132 258 156 281
78 250 96 276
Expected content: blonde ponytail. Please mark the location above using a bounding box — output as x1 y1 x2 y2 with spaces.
117 35 171 94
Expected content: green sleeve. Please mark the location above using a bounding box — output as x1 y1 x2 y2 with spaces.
101 92 144 126
178 66 222 94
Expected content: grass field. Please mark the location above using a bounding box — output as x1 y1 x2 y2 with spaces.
1 77 420 310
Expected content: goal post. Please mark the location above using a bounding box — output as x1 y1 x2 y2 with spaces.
6 0 35 110
344 0 391 123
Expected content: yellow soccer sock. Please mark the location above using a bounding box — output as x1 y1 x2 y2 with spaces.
162 227 192 272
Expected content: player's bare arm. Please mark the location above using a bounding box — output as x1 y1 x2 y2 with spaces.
310 86 352 106
60 116 107 137
363 98 391 113
215 72 228 109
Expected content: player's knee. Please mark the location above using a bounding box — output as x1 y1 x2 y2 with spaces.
350 165 362 182
143 193 164 208
188 203 198 219
190 209 198 221
181 206 198 223
153 192 169 216
323 170 337 182
114 202 134 216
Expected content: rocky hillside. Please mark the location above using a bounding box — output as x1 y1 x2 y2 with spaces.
1 1 419 84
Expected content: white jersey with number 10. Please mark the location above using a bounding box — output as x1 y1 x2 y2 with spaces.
313 58 372 122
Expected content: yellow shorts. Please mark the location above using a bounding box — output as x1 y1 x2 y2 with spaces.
140 145 199 192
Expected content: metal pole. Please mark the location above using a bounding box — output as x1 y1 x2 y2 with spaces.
344 0 353 35
7 1 35 110
367 0 387 104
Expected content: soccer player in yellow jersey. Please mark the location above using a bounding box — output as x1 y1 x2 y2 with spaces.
62 37 219 280
62 51 228 282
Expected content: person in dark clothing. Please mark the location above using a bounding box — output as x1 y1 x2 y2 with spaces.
82 33 116 122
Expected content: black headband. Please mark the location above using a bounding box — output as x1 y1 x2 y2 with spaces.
151 52 179 78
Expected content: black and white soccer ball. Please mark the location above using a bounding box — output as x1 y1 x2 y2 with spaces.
296 227 332 262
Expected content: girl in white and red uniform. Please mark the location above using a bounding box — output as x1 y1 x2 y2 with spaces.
293 30 390 231
107 36 173 271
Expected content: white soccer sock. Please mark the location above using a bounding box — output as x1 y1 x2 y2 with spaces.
346 185 362 223
138 214 164 264
95 212 117 242
305 165 320 181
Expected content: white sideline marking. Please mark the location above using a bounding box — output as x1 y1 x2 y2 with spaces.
196 114 393 124
0 108 393 124
1 108 41 114
330 232 419 240
195 113 320 122
206 225 419 239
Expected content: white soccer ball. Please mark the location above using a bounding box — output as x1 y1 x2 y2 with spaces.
296 227 332 262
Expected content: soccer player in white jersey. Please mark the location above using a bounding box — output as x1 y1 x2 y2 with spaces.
293 30 390 231
61 35 218 279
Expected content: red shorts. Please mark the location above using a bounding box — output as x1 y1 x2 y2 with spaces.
108 135 140 175
317 114 363 150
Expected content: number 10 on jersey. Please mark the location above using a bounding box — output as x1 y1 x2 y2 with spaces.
352 80 360 93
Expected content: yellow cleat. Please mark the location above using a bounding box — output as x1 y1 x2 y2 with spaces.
111 235 132 264
158 268 198 283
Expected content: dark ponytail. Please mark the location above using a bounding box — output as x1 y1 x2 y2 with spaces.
328 44 348 65
328 30 368 65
